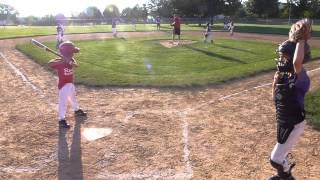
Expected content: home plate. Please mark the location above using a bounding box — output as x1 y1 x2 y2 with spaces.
83 128 113 141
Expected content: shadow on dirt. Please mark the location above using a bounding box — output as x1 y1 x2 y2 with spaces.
58 116 87 180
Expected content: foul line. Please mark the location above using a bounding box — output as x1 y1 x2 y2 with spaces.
175 66 320 180
2 49 320 179
0 52 57 108
0 52 58 173
0 52 43 96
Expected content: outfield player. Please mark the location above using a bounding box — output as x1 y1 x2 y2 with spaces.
269 18 312 180
56 23 64 49
156 16 161 30
112 18 117 37
171 14 181 42
229 20 234 36
204 23 213 44
48 41 87 128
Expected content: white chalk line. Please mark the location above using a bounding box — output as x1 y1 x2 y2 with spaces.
0 52 43 96
0 52 57 109
97 169 192 179
0 50 192 178
0 152 57 174
0 51 58 173
174 66 320 180
2 49 320 178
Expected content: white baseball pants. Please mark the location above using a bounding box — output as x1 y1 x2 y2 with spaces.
58 83 80 120
270 120 306 172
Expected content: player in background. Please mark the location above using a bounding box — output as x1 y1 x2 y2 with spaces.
112 18 117 37
156 16 161 31
171 14 181 43
48 41 87 128
204 23 213 44
132 18 136 31
229 20 234 36
56 23 64 49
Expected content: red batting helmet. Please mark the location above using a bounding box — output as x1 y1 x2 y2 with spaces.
59 41 80 57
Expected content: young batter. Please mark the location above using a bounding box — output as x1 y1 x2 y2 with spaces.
48 41 87 128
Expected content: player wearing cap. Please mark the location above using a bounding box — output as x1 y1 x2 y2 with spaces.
48 41 87 128
171 14 181 43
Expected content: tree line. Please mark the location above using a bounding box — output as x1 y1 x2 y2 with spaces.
1 0 320 25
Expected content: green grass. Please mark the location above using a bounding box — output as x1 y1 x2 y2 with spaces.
0 24 205 39
230 23 320 37
305 90 320 130
16 36 320 87
2 23 320 39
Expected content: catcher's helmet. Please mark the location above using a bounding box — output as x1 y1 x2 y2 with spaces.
59 41 80 57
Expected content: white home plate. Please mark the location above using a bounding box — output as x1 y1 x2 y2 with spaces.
83 128 113 141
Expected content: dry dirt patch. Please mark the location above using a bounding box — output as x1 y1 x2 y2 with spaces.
159 40 197 48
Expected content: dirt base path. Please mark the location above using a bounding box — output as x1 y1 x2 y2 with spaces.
1 31 320 179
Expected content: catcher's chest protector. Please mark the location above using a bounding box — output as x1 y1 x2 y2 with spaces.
274 41 305 128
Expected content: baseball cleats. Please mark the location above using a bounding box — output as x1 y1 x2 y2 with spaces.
59 119 70 129
75 109 87 117
269 174 295 180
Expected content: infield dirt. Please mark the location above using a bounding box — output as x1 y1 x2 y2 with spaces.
1 31 320 179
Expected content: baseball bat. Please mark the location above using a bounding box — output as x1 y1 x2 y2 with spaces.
31 39 62 57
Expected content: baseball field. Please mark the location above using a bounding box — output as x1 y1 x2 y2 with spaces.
1 25 320 179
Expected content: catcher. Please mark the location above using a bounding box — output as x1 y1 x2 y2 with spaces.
48 41 87 128
269 19 312 180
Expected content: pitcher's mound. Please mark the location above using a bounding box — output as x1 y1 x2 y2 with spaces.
159 40 197 48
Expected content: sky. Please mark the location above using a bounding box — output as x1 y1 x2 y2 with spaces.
1 0 149 17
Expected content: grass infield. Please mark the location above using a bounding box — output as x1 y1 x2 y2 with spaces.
305 90 320 129
16 36 320 87
2 23 319 39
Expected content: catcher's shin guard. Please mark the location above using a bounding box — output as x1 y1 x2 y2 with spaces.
269 160 295 180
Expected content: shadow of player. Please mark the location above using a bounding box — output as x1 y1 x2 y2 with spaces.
58 116 87 180
185 45 246 64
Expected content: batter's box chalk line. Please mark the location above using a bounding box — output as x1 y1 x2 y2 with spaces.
2 50 320 178
0 52 56 108
97 169 193 179
0 152 57 174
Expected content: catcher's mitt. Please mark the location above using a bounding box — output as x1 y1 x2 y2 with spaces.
289 18 312 42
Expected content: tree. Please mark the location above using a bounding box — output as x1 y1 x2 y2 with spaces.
295 0 320 18
171 0 201 17
0 3 19 24
84 6 103 19
121 4 148 22
147 0 174 18
280 0 320 19
77 6 103 24
224 0 242 17
246 0 279 18
103 5 120 20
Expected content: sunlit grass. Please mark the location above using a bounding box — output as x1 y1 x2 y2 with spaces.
2 23 319 39
305 89 320 130
16 35 320 87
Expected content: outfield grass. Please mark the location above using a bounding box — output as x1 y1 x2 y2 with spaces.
2 23 320 39
0 24 205 39
16 36 320 87
305 90 320 129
